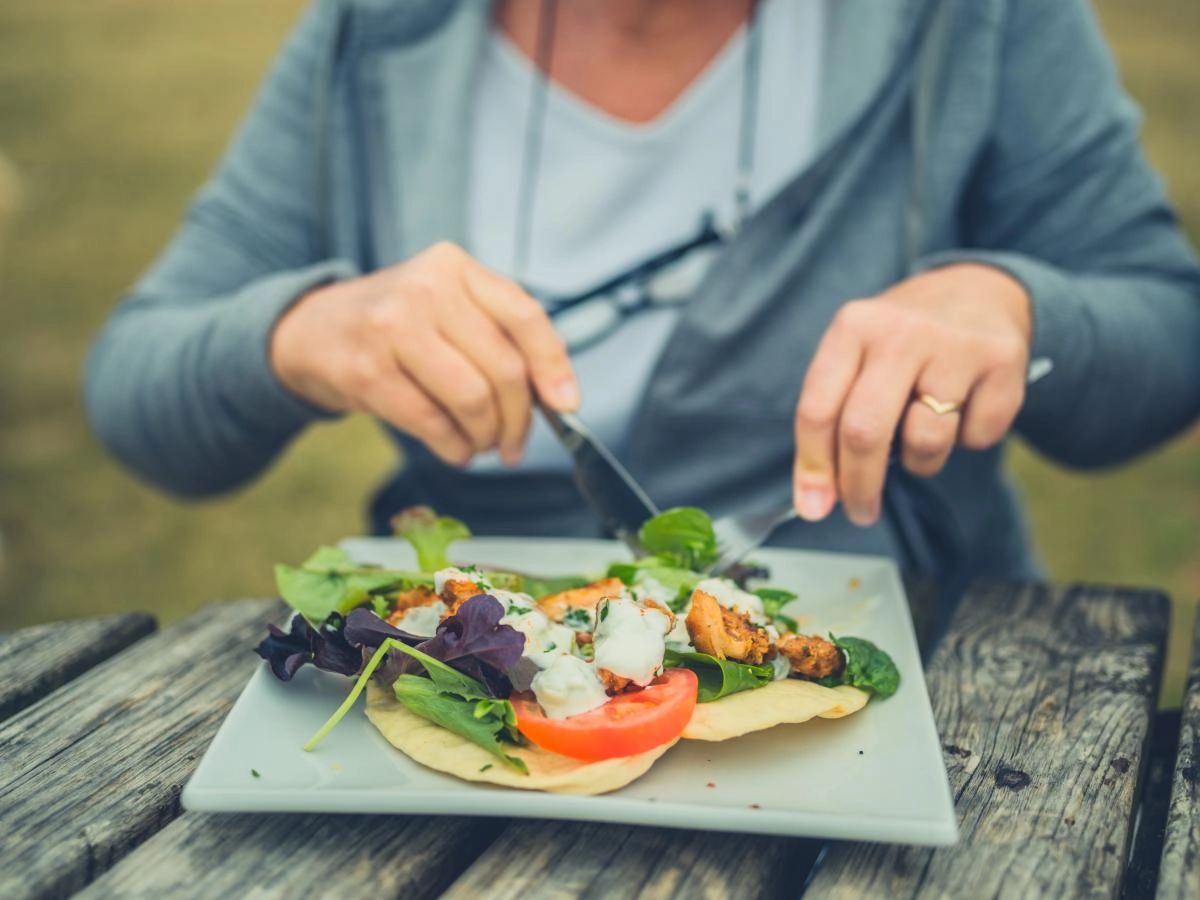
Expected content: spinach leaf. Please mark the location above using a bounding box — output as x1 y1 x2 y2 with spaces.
663 648 774 702
638 507 718 570
393 675 527 773
824 635 900 699
753 587 800 633
275 546 429 623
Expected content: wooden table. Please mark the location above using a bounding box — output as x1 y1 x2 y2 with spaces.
1 579 1196 899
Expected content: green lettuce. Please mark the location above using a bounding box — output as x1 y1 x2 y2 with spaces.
819 635 900 699
392 506 471 573
637 507 719 571
274 546 429 623
663 648 774 702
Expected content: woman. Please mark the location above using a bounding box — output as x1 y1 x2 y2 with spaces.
84 0 1200 601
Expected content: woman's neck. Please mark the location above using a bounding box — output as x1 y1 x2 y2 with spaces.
495 0 754 123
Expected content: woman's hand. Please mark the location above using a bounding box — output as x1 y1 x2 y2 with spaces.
792 264 1033 526
270 242 579 466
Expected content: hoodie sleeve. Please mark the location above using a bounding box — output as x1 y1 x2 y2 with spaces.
917 0 1200 468
83 0 360 499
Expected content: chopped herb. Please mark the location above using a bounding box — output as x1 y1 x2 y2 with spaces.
480 764 493 772
598 600 610 623
562 607 593 630
250 769 261 778
371 596 390 618
543 642 557 652
506 603 526 616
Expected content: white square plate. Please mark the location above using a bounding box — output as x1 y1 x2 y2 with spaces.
182 537 958 845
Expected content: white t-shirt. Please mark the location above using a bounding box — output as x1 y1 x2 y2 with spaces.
466 0 824 471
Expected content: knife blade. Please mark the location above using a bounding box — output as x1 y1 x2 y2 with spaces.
537 400 659 557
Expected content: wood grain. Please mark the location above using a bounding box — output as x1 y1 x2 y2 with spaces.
0 613 156 720
76 813 505 900
0 598 282 900
1157 613 1200 899
441 819 820 900
803 582 1169 899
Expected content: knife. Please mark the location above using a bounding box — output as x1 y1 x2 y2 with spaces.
537 399 659 557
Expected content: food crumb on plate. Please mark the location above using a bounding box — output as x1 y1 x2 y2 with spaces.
706 782 716 788
749 803 761 810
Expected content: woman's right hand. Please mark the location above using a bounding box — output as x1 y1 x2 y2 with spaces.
269 242 579 466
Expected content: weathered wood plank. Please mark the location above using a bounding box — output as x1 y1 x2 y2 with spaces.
441 819 820 900
803 582 1169 899
0 598 283 900
1157 611 1200 899
76 813 505 900
0 613 157 721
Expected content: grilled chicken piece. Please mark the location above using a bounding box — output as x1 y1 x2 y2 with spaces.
597 667 637 694
685 589 771 665
538 577 625 623
439 578 485 615
776 634 845 681
385 586 440 627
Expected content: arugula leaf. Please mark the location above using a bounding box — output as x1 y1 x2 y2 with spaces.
275 546 429 623
820 635 901 699
751 587 799 633
638 507 719 570
663 648 774 702
303 637 527 773
392 506 471 572
393 676 527 773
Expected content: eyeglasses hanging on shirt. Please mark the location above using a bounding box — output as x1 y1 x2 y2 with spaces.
513 0 765 353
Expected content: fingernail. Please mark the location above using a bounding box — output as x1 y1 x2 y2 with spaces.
846 502 880 528
552 380 580 411
795 487 831 522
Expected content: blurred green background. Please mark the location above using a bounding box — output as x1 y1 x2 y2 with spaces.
0 0 1196 704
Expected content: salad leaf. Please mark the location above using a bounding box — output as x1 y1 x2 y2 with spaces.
663 648 774 702
344 596 524 698
303 636 526 774
392 506 470 572
417 595 525 695
753 587 800 633
275 546 428 623
637 507 719 571
392 675 527 773
255 612 362 681
820 635 901 699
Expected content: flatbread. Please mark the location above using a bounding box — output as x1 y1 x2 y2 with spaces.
365 682 675 795
682 679 869 741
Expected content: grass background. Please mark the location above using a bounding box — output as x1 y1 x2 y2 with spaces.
0 0 1196 704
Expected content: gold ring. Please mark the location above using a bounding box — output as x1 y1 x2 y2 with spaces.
916 393 962 416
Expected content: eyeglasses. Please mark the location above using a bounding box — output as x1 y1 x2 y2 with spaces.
525 215 727 352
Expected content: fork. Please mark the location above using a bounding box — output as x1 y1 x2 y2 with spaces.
708 506 799 576
706 357 1056 576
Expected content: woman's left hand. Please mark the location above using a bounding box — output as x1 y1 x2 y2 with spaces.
792 263 1033 526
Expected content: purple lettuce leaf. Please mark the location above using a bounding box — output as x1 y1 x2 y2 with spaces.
255 613 361 681
344 596 525 697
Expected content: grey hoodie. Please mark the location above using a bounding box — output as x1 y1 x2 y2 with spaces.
84 0 1200 603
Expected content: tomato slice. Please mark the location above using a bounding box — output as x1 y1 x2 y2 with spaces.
512 668 698 761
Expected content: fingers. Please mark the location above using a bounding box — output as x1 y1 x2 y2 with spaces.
900 363 975 478
793 313 864 522
358 366 475 467
460 257 580 411
836 348 922 526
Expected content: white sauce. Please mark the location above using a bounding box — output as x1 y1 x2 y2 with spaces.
433 566 490 594
394 601 448 637
592 598 672 687
500 606 575 669
530 655 609 719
